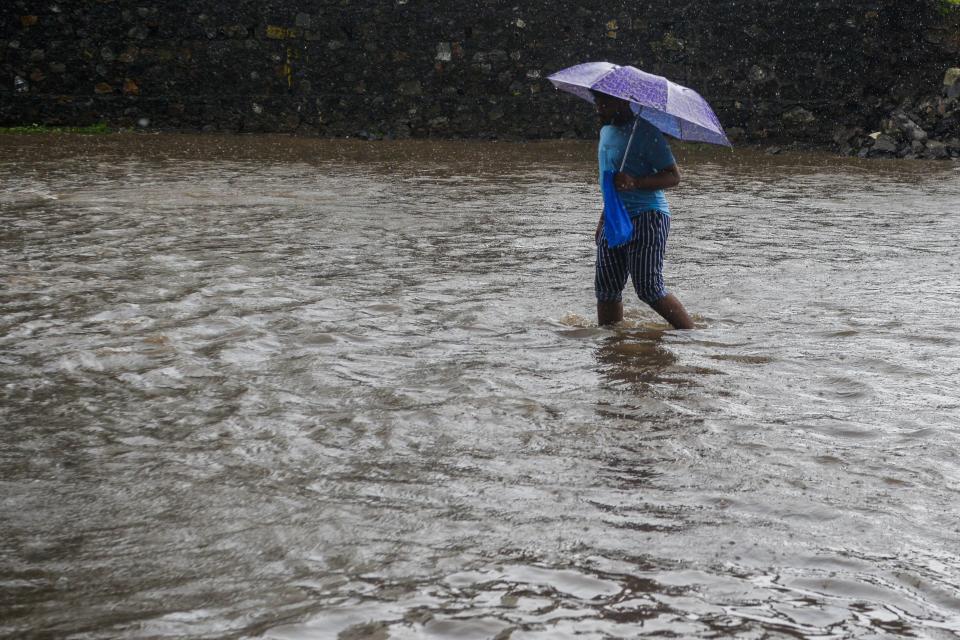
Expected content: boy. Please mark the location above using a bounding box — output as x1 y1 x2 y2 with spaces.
592 90 694 330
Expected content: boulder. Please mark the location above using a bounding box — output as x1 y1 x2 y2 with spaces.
781 106 816 126
890 111 927 141
832 126 860 145
925 140 949 159
871 134 898 154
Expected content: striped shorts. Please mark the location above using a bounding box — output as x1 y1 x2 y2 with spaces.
595 209 670 304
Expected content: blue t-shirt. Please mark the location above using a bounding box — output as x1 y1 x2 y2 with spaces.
598 118 676 216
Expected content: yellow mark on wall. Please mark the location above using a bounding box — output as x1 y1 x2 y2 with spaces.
267 25 299 40
606 19 618 39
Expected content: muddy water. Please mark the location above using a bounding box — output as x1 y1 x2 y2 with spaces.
2 134 960 639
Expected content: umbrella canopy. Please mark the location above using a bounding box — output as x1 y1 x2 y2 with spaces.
548 62 732 147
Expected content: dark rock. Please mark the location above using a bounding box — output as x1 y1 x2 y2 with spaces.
398 80 421 96
748 65 772 84
725 126 745 142
832 126 861 146
890 111 927 141
924 140 948 159
295 13 311 29
223 25 249 39
871 134 898 154
117 47 138 63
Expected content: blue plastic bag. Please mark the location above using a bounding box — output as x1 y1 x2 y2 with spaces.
599 116 643 249
600 169 633 248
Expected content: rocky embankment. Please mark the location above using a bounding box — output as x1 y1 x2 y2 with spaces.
3 1 959 158
843 68 960 160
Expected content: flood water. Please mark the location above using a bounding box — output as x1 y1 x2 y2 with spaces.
2 134 960 639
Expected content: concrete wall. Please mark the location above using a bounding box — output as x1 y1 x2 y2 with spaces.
2 1 959 145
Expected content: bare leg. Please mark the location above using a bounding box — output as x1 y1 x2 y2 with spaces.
650 293 694 330
597 300 623 326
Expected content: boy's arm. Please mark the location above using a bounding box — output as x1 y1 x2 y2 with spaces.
615 164 681 191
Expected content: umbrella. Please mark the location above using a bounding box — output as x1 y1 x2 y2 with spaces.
547 61 731 147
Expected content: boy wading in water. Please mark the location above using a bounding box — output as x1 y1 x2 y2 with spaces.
592 91 694 330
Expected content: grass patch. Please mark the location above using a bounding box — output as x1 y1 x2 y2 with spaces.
0 122 111 134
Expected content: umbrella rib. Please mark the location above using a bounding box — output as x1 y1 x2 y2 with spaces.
620 117 640 172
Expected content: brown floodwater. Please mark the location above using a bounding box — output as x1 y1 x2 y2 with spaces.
2 134 960 639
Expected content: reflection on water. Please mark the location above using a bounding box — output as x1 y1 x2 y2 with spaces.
596 330 679 386
1 134 960 639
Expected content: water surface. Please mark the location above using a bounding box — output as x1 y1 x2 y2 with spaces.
2 134 960 639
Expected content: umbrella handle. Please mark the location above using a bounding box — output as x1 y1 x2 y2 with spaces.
619 116 640 173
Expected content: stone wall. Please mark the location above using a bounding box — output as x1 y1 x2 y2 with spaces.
2 0 959 148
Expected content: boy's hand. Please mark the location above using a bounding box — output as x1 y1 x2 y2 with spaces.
616 166 681 191
614 172 636 191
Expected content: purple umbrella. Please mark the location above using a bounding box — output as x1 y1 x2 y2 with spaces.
548 61 732 147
